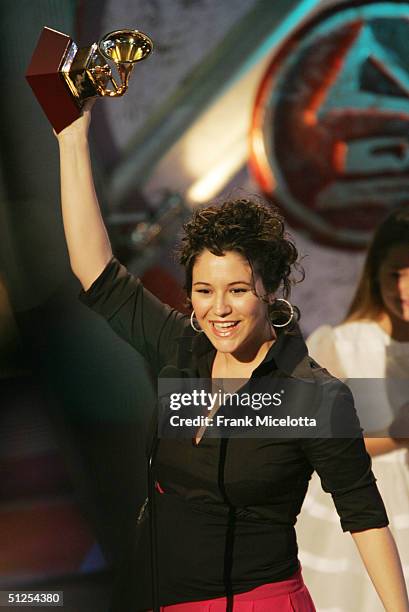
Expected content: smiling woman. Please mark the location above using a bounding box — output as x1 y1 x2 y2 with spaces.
54 104 409 611
192 250 273 356
177 199 300 376
179 199 299 322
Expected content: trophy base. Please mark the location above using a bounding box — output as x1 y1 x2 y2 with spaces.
26 27 85 133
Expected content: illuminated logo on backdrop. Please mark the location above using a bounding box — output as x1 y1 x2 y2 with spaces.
249 0 409 248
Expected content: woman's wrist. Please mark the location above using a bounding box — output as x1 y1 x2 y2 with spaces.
57 129 89 149
55 99 94 145
364 435 405 457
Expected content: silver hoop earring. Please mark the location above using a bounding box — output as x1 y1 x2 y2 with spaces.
190 310 202 333
271 298 294 328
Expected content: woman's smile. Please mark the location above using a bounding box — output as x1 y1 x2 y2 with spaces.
191 249 275 360
210 320 240 337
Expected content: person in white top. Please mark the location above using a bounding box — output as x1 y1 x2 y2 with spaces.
297 206 409 612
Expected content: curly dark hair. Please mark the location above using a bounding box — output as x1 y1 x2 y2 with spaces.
177 198 303 324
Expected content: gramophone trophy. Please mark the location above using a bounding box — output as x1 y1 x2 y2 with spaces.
26 26 153 133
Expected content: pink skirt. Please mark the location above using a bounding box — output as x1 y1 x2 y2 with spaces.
158 569 316 611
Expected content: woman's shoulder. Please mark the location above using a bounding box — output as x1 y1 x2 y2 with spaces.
332 320 389 347
306 321 386 378
307 320 391 378
306 324 338 355
306 325 343 377
308 320 386 345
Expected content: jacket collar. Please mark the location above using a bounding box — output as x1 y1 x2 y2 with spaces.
264 325 309 377
175 323 309 379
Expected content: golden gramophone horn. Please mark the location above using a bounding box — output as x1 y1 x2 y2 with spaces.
95 29 153 97
99 29 153 63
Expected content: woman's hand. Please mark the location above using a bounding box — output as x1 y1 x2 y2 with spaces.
54 98 96 142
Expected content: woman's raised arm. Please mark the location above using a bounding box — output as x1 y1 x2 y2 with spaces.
56 102 112 290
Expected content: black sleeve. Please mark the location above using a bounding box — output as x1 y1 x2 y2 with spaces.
78 257 188 374
300 381 389 533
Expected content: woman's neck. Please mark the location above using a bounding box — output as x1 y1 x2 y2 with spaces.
215 334 276 377
376 312 409 342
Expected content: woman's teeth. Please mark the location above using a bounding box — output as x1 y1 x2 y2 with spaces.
212 321 239 335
